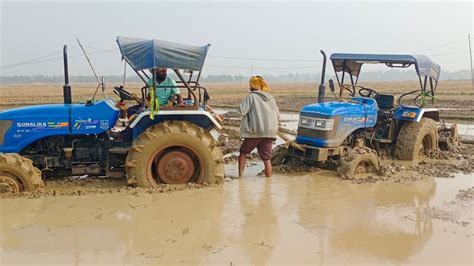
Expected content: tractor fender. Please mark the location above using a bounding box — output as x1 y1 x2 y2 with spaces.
394 107 439 122
129 110 222 140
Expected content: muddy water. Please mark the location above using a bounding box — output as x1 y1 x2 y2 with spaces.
1 110 473 264
1 170 472 264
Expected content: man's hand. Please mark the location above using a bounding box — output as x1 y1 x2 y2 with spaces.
176 94 185 107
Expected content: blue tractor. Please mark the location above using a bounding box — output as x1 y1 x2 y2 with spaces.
0 37 224 193
286 51 453 179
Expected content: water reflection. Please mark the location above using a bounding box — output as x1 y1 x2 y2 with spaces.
0 190 226 264
287 172 436 263
1 171 464 265
238 178 279 265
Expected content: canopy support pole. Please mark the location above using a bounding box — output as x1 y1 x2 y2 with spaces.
173 69 198 109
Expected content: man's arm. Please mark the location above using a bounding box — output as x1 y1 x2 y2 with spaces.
239 94 253 116
169 79 184 105
273 97 280 120
176 94 184 105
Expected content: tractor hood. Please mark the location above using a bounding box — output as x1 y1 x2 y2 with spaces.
0 98 120 153
296 97 378 148
300 97 376 117
0 104 71 120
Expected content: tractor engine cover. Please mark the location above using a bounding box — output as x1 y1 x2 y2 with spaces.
296 97 378 148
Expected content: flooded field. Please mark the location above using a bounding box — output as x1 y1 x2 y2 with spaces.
1 170 472 264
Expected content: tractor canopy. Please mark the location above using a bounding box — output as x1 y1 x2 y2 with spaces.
329 53 441 97
116 36 210 72
330 53 441 82
116 37 213 110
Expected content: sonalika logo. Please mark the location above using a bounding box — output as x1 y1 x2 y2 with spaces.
17 122 47 127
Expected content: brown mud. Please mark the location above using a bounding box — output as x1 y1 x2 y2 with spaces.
0 176 212 200
1 171 472 264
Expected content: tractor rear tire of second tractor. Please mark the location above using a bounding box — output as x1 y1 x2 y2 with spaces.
395 118 438 161
125 121 225 187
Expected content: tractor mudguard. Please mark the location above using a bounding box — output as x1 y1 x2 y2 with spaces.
394 107 439 122
129 110 222 140
0 98 119 153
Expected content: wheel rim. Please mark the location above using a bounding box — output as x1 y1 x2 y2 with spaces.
355 162 368 175
148 146 204 184
0 173 21 193
354 160 377 178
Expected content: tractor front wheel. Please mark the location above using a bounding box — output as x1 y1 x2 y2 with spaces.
0 153 44 193
125 121 224 187
337 147 381 180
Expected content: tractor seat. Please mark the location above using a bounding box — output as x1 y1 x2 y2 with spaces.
375 94 398 109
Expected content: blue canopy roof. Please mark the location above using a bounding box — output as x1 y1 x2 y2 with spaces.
116 36 210 72
330 53 441 81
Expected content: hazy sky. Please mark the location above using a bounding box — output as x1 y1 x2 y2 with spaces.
1 0 472 76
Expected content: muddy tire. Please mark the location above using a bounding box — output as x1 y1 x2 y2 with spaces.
125 121 224 187
271 144 290 166
337 147 381 180
0 153 44 193
395 118 438 161
438 124 460 151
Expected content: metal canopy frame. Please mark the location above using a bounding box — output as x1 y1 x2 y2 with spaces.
329 53 441 100
116 37 212 109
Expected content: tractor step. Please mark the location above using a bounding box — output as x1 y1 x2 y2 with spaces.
108 147 129 154
374 138 392 144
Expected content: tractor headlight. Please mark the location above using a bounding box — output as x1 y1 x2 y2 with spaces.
300 117 314 127
315 120 326 128
402 111 417 118
299 116 334 131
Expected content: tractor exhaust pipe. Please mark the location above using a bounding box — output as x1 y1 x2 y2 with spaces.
63 45 72 104
318 50 327 103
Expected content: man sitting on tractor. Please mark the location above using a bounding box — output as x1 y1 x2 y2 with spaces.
127 67 184 117
148 67 185 106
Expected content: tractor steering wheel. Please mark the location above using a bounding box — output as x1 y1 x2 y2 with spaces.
113 86 135 101
113 86 143 105
358 87 379 98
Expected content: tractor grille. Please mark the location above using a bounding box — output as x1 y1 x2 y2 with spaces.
297 113 340 139
0 120 13 145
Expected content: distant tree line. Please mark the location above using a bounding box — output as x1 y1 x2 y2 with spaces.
0 75 143 84
0 69 471 84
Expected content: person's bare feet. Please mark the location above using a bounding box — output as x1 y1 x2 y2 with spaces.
238 153 247 177
263 160 272 177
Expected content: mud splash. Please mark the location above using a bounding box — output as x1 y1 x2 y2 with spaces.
0 177 212 199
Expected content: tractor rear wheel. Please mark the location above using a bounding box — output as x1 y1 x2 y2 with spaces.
395 118 437 161
0 153 44 193
337 147 381 180
125 121 224 187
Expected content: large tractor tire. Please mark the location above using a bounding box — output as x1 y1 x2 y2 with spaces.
395 118 438 161
337 147 381 180
125 121 224 187
0 153 44 193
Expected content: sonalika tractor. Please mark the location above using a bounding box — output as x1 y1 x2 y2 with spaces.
285 51 458 179
0 37 224 193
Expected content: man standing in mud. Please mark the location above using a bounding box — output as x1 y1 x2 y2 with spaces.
238 76 279 177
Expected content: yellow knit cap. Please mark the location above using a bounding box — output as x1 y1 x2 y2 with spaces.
249 76 270 92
